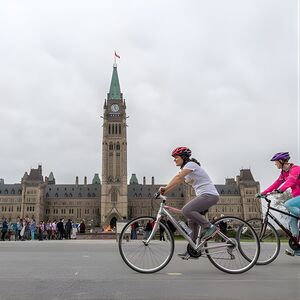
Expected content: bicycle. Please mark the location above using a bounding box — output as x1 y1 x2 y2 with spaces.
118 193 260 274
246 194 300 265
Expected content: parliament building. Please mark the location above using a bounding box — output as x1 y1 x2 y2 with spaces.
0 64 262 228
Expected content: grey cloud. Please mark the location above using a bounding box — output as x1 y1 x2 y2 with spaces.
0 0 298 192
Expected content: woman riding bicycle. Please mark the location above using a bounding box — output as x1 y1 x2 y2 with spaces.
159 147 220 257
257 152 300 256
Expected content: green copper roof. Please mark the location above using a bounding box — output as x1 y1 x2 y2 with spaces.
129 174 139 185
48 172 55 184
92 173 101 184
108 65 121 100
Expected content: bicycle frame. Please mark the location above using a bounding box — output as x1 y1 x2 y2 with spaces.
145 195 230 254
261 196 300 242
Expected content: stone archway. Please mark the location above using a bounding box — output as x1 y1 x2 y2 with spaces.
110 217 117 229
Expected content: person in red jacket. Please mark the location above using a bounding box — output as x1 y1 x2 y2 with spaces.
258 152 300 256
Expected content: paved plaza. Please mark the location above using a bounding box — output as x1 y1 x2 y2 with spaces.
0 240 299 300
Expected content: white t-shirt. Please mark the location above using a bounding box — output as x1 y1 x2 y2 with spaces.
183 161 219 196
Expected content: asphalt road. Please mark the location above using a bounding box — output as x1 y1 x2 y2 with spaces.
0 240 299 300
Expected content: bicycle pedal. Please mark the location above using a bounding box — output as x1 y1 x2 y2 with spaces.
181 255 191 260
178 253 191 260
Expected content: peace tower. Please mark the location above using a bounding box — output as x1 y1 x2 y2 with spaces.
100 63 128 226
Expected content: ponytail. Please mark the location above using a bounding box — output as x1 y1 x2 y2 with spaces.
180 157 201 169
190 158 201 166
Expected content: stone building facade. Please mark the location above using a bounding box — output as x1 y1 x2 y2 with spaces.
127 169 262 222
0 64 262 227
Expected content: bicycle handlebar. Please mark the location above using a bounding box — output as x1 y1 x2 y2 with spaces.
153 192 167 201
259 194 272 203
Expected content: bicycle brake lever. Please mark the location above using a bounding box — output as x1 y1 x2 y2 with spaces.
153 192 161 199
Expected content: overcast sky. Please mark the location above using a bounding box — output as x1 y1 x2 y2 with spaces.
0 0 299 191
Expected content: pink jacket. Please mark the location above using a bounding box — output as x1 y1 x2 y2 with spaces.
262 164 300 197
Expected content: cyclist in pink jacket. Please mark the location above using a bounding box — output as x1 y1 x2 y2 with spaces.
258 152 300 256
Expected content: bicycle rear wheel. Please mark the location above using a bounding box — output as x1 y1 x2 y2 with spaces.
118 216 174 273
205 216 260 274
246 218 280 265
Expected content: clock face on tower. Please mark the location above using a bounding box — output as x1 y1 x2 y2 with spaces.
111 104 119 113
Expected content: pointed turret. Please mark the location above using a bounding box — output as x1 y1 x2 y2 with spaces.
48 172 56 185
129 174 139 185
107 65 122 100
92 173 101 184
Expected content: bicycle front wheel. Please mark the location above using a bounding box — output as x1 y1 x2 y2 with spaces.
206 216 260 274
118 216 174 273
246 218 280 265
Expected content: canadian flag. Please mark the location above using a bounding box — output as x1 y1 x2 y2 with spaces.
114 51 120 59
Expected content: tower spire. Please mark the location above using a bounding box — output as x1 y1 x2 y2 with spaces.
107 64 122 100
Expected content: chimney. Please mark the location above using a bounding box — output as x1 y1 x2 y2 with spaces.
143 176 146 185
76 176 79 185
152 176 154 185
84 176 87 185
38 165 42 175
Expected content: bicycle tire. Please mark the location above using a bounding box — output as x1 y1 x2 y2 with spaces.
246 218 280 265
205 216 260 274
118 216 174 273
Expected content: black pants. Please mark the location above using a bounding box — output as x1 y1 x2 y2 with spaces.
159 229 165 241
58 230 64 239
1 230 7 241
66 230 71 239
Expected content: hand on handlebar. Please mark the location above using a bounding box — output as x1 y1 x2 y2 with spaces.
153 190 167 201
269 189 283 195
255 193 265 199
256 189 283 199
159 187 166 195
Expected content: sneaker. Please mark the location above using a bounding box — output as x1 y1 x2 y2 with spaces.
177 251 199 260
285 249 295 256
201 224 217 240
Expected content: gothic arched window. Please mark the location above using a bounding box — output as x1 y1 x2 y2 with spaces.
111 189 117 202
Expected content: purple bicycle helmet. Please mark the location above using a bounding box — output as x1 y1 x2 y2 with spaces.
270 152 290 161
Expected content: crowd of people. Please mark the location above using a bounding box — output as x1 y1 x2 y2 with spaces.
1 217 87 241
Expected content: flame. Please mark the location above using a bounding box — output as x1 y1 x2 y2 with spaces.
104 225 112 232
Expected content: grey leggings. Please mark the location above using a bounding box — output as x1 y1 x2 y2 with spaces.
182 193 219 242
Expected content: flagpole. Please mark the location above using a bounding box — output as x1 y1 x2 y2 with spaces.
114 51 116 65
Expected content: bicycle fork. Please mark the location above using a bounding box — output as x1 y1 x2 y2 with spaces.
143 210 163 246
